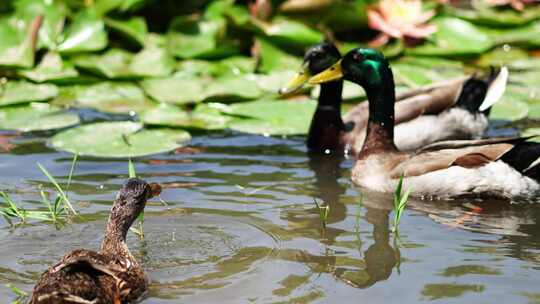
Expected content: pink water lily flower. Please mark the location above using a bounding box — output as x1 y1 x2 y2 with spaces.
485 0 536 11
367 0 437 47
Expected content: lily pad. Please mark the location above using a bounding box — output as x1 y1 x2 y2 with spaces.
51 121 191 158
140 102 230 130
73 48 134 79
130 47 175 77
0 16 37 68
58 11 108 53
204 74 263 102
0 81 58 107
167 16 225 59
0 103 80 132
20 52 79 83
523 128 540 142
259 17 323 50
73 82 151 114
228 98 316 135
105 17 147 47
392 57 464 87
141 75 205 104
256 70 296 94
490 95 529 121
406 17 493 57
256 37 302 73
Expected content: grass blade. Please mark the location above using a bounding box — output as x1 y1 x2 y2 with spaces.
65 154 78 194
128 158 136 178
37 162 77 215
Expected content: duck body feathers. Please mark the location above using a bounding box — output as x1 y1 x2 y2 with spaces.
29 248 147 304
352 136 540 201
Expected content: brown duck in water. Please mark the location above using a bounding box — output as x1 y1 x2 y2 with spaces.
30 178 161 304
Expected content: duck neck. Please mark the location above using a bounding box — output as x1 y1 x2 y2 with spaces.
307 80 345 153
359 67 397 157
100 210 134 259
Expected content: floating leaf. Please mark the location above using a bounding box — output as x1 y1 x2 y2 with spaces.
228 98 316 135
259 17 323 50
58 11 108 53
204 74 263 102
51 121 191 158
130 47 175 77
406 17 493 57
167 16 225 59
0 81 58 107
105 17 148 47
256 70 296 94
140 102 230 130
73 82 151 113
452 6 540 27
392 57 463 87
0 16 38 68
73 48 134 79
0 102 79 132
523 128 540 142
141 75 205 104
490 93 529 121
256 37 301 73
20 52 79 83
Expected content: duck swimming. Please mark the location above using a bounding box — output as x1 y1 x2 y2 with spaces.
30 178 162 304
280 42 508 156
309 48 540 201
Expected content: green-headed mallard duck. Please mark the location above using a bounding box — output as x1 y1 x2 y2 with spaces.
308 48 540 201
30 178 162 304
280 42 508 156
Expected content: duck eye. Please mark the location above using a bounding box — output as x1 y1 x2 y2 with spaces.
352 52 364 62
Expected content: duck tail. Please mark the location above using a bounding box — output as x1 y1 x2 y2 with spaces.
455 66 508 115
500 140 540 182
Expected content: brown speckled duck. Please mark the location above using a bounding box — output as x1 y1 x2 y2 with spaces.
30 178 161 304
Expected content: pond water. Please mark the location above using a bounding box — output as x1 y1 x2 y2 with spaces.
1 128 540 303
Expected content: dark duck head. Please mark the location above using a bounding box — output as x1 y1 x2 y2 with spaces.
310 48 398 155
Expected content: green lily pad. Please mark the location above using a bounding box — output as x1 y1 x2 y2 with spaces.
175 56 256 78
73 48 134 79
529 103 540 119
130 46 175 77
256 70 296 94
0 81 58 107
452 6 540 27
204 74 263 102
228 98 316 135
392 57 464 87
256 37 301 73
51 121 191 158
20 52 79 83
310 80 366 101
141 75 204 104
406 17 493 57
522 128 540 142
105 17 147 47
140 102 230 130
0 103 80 132
73 82 151 114
167 16 225 59
0 16 37 68
490 95 529 121
259 16 323 50
58 11 108 53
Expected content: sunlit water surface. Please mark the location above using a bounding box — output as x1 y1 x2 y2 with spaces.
0 129 540 303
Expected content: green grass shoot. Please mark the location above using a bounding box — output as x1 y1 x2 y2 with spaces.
6 283 27 303
314 198 330 229
36 156 78 215
392 174 411 233
128 158 145 240
0 155 79 225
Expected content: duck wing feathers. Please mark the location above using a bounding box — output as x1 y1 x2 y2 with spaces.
30 249 146 304
390 143 515 179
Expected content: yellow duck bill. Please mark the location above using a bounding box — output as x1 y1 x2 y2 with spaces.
278 63 311 95
308 60 343 84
